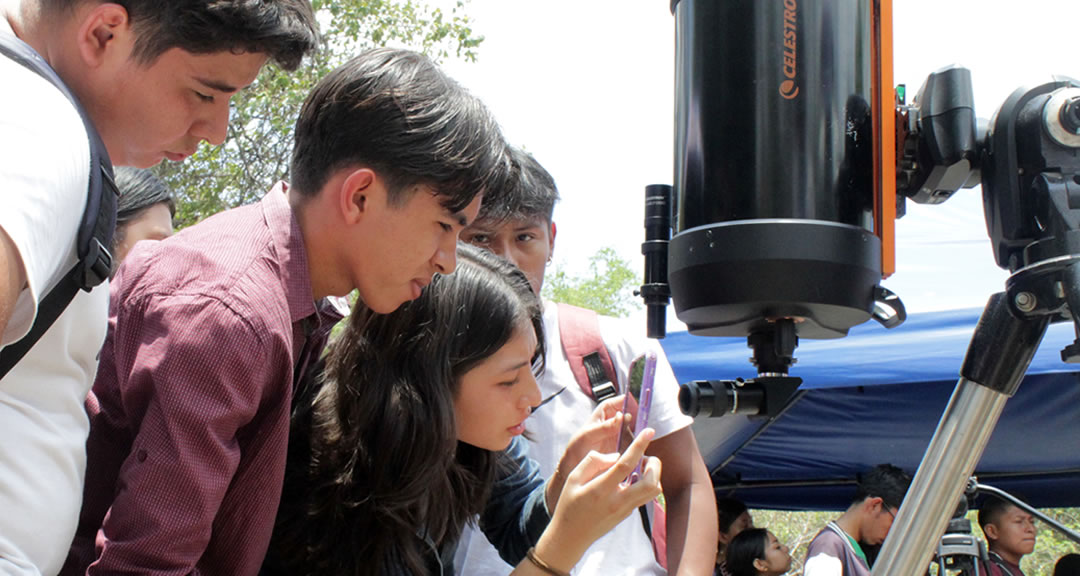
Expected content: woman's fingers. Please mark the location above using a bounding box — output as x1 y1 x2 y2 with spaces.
575 409 625 456
565 449 619 487
565 425 654 488
551 408 634 510
591 395 626 423
622 455 663 505
545 428 665 559
600 427 655 486
639 453 662 487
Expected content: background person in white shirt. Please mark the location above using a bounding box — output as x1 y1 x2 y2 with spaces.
456 147 718 575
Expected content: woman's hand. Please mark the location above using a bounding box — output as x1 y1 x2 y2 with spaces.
545 396 629 510
519 428 663 575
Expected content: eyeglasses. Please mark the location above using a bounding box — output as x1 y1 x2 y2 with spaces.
884 506 898 521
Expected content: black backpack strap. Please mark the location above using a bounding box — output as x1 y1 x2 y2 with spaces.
638 505 652 538
0 32 117 379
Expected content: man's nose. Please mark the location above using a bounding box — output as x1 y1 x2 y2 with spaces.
192 100 231 146
433 236 459 274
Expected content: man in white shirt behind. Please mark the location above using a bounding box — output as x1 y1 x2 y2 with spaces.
456 147 718 575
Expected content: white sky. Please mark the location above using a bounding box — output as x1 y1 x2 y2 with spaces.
437 0 1080 327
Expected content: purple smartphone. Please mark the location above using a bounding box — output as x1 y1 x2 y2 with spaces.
617 351 656 484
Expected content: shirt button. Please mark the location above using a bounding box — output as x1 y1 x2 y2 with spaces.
136 450 147 463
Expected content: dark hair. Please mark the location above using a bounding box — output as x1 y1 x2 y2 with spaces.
1054 553 1080 576
726 528 770 576
717 496 750 533
112 167 175 274
290 48 509 214
475 146 559 225
275 244 544 576
853 464 911 510
115 167 175 226
44 0 319 71
978 496 1020 532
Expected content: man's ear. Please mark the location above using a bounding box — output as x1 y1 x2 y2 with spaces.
75 3 132 68
548 220 557 254
865 496 885 514
338 168 378 225
984 523 1000 542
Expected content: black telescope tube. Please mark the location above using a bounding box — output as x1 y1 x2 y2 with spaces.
667 0 884 340
641 184 672 338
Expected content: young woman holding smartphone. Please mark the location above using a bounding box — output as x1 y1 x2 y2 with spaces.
264 245 661 576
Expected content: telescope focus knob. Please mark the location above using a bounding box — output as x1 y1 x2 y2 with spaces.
1060 96 1080 135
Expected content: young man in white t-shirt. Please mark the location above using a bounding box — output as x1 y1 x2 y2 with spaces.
0 1 318 573
456 147 718 575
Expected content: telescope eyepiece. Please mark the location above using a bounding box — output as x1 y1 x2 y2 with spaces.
678 376 801 418
1061 96 1080 135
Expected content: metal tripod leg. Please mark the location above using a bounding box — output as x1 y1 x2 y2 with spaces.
870 293 1048 575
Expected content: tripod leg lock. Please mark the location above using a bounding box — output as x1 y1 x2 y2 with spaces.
960 292 1049 396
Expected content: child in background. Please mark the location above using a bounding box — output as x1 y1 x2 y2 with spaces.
978 496 1037 576
726 528 792 576
716 497 754 576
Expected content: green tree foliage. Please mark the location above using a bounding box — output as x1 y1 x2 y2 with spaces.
155 0 483 227
1028 508 1080 575
542 247 641 318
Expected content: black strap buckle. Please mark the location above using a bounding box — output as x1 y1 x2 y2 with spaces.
78 238 113 291
583 352 617 401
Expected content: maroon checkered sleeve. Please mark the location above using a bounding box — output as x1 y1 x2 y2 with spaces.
67 185 322 576
88 292 292 575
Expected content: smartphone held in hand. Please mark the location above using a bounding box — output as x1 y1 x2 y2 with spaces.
618 352 656 484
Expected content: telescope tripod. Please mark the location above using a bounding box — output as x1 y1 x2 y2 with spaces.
873 79 1080 571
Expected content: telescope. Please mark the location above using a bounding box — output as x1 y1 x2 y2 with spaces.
639 0 1080 573
641 0 910 417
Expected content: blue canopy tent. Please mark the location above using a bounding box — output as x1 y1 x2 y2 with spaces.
658 307 1080 510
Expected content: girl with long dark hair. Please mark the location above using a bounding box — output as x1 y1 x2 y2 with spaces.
267 244 660 575
726 528 792 576
716 497 754 575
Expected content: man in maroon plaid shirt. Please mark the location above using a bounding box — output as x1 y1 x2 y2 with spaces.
66 48 512 576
